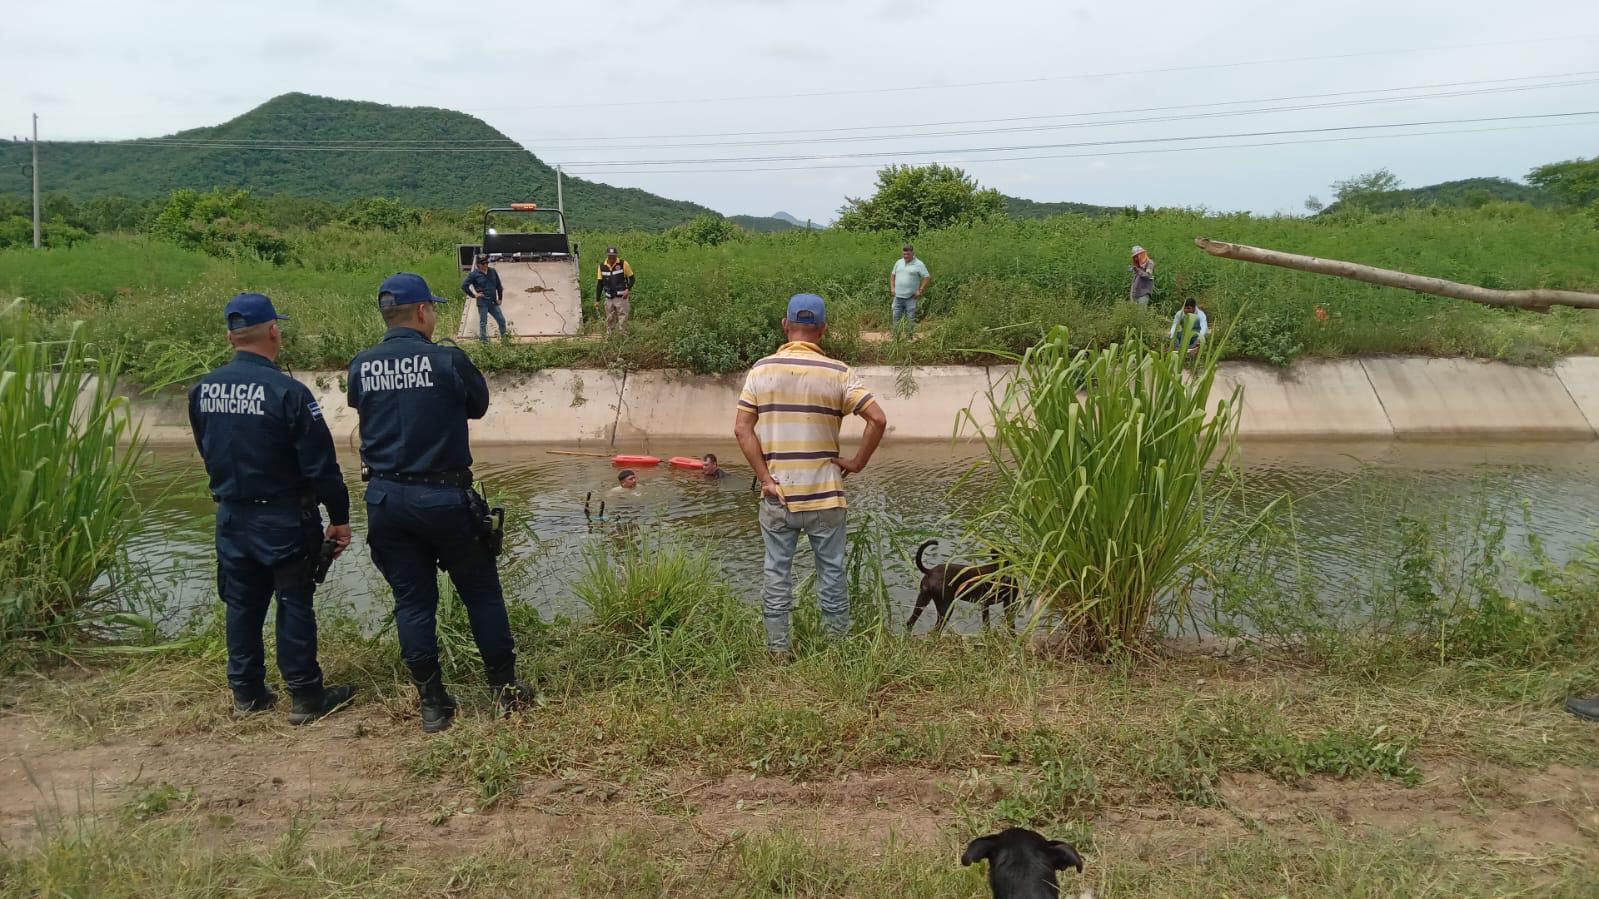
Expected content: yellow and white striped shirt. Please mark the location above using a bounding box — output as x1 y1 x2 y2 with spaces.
737 342 876 512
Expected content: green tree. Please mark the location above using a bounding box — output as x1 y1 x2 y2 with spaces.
1527 156 1599 207
344 196 422 231
667 213 743 247
835 164 1005 235
1331 169 1404 210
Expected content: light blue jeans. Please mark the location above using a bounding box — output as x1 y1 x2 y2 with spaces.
758 499 849 650
891 295 917 337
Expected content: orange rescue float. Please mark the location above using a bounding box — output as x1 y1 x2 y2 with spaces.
610 454 660 467
668 456 705 470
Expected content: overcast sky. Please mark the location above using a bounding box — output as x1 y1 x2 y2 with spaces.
6 0 1599 222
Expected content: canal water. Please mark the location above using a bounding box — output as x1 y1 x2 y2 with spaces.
129 441 1599 634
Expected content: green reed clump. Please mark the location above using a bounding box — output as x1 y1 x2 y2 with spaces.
569 537 765 684
0 302 146 664
970 325 1240 653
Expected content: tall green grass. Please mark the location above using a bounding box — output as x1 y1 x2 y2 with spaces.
970 325 1241 652
0 302 146 665
2 202 1596 388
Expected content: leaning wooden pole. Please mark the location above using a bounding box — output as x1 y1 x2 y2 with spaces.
1195 237 1599 312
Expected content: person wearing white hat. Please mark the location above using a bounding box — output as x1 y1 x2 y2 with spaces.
1129 245 1155 305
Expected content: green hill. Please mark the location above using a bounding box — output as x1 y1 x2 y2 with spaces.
1004 195 1123 219
1321 177 1555 215
0 93 715 231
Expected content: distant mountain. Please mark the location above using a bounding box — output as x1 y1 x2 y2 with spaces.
0 93 716 231
1003 195 1123 219
730 214 799 233
1320 177 1556 215
770 211 806 226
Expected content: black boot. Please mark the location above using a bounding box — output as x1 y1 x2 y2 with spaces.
414 672 457 733
233 688 278 717
484 655 536 716
493 680 538 716
287 683 355 726
1565 696 1599 722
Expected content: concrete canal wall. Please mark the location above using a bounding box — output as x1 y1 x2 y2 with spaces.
122 357 1599 448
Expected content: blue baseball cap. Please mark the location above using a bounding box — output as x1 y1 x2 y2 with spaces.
786 293 826 325
378 272 449 309
224 292 289 331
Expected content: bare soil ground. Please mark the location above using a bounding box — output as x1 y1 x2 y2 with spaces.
6 700 1595 871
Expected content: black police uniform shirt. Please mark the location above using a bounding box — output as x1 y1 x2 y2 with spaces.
461 268 503 304
346 327 490 475
187 351 350 524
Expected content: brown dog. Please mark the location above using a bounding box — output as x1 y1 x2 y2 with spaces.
906 539 1019 633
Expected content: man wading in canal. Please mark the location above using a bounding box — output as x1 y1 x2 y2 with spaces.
734 293 888 663
188 292 355 725
347 272 533 733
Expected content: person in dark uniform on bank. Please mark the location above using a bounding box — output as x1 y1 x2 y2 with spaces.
187 292 355 725
347 272 533 733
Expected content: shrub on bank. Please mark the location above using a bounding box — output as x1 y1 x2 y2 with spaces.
0 303 147 667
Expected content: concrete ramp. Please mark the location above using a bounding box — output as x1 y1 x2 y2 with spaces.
456 260 583 340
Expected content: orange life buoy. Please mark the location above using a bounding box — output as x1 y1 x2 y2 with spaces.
669 456 705 470
611 454 661 466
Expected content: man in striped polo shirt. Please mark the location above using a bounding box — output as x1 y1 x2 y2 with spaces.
734 293 889 661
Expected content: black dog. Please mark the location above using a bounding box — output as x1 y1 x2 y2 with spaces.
906 539 1019 633
962 827 1085 899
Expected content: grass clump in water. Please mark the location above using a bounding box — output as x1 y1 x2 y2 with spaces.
0 301 147 667
971 325 1243 653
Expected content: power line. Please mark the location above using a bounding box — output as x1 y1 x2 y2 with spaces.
526 70 1599 143
549 110 1599 167
474 33 1599 111
509 79 1599 151
556 120 1599 177
40 33 1599 125
90 110 1599 163
119 75 1599 152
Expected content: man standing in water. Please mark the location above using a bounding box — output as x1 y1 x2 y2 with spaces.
1130 245 1155 305
701 453 728 479
347 272 533 733
188 292 354 724
734 293 888 662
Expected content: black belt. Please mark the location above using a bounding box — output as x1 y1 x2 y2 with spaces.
215 494 312 509
369 469 473 488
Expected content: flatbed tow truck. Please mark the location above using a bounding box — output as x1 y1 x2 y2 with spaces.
455 203 583 341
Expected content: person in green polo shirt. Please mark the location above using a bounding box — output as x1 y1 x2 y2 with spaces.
889 244 931 340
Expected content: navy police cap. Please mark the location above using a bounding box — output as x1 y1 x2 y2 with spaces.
378 272 449 309
224 292 290 331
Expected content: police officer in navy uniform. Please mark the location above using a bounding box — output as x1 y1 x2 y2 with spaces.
188 293 355 724
347 273 532 733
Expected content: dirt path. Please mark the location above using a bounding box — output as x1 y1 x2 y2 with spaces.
5 703 1596 868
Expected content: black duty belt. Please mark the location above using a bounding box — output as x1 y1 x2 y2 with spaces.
369 469 473 488
215 494 313 509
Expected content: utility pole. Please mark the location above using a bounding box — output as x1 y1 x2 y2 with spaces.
556 165 564 214
32 113 41 249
